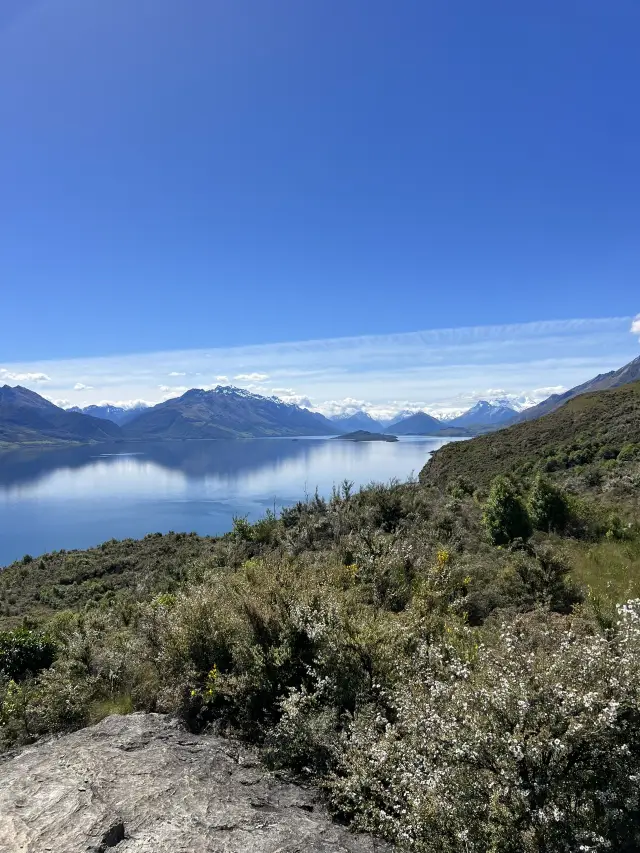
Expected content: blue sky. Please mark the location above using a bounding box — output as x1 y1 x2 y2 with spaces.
1 1 639 410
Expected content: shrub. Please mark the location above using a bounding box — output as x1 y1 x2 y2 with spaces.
0 629 57 681
618 443 639 462
331 604 640 853
482 477 532 545
528 474 569 532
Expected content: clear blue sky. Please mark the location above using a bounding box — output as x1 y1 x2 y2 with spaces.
1 0 639 362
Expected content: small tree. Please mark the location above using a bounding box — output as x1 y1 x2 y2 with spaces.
528 474 569 532
482 476 532 545
0 629 56 681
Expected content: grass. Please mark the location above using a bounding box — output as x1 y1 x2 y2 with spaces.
564 536 640 605
89 694 134 723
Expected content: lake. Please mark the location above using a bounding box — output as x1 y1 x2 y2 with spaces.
0 436 461 566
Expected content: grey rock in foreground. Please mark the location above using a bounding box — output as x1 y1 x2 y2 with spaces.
0 713 390 853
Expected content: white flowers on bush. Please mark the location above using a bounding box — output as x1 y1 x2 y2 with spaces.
331 602 640 853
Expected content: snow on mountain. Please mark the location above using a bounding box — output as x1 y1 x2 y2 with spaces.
330 410 385 433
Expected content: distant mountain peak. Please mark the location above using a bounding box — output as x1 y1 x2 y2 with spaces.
446 400 518 430
329 410 385 432
67 402 150 426
176 385 301 410
385 410 444 435
0 386 122 445
0 384 58 410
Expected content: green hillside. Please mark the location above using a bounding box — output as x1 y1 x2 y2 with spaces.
421 380 640 488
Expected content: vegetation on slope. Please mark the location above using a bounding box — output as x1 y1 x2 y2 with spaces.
516 353 640 422
2 381 640 852
421 380 640 488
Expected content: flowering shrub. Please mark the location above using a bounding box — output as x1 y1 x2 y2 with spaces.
331 603 640 852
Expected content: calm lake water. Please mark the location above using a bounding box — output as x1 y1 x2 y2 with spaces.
0 436 460 566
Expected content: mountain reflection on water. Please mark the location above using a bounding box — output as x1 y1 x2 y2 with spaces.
0 436 460 566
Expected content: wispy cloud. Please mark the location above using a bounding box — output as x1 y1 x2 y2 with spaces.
1 316 637 420
235 372 269 382
1 368 50 383
73 382 93 391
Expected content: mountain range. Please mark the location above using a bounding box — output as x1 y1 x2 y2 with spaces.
0 385 122 446
1 354 640 448
68 403 149 425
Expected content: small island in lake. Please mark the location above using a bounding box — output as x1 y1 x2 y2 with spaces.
333 430 398 442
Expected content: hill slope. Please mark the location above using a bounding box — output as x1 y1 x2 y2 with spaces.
123 386 338 439
421 380 640 487
0 386 122 446
517 354 640 423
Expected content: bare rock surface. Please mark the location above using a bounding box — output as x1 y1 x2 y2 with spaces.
0 713 390 853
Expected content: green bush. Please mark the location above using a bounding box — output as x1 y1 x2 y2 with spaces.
0 629 56 681
618 443 639 462
482 477 532 545
528 474 569 532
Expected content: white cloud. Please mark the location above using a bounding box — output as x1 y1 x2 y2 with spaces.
314 397 369 418
530 385 566 398
277 394 313 408
159 385 189 400
0 315 636 417
235 372 269 382
73 382 93 391
0 369 50 383
168 371 186 377
632 315 640 339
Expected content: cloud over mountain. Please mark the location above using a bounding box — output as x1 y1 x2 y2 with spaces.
235 373 270 382
1 317 637 422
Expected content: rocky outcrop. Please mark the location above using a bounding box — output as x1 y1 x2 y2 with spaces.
0 714 390 853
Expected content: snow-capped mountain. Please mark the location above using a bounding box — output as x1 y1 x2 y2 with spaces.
123 386 339 439
68 403 150 426
379 409 421 428
330 410 385 433
446 400 519 429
